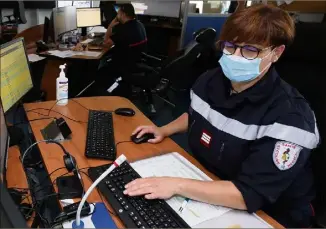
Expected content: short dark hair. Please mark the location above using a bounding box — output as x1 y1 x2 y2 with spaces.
117 3 136 18
219 4 295 47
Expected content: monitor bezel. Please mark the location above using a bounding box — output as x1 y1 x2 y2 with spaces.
0 37 34 114
76 7 102 28
0 179 27 228
0 100 10 187
53 6 78 39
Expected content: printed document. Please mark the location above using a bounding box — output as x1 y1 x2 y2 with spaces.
130 153 231 227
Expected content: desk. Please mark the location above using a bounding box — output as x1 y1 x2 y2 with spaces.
39 47 110 100
7 97 283 228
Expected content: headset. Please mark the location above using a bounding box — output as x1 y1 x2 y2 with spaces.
45 140 77 173
22 140 77 174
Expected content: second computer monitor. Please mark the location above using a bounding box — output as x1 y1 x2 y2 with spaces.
77 8 101 28
53 6 77 40
0 38 33 113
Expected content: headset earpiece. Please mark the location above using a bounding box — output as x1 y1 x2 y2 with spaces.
63 153 76 172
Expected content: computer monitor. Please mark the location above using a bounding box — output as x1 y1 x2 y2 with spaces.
0 179 28 227
0 38 33 113
76 7 101 36
131 1 181 18
52 6 77 40
0 101 9 185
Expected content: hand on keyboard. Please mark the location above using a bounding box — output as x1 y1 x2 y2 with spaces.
124 177 182 200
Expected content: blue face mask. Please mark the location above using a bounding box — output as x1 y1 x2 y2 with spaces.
219 51 273 83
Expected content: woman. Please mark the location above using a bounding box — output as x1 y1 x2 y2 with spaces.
124 4 319 228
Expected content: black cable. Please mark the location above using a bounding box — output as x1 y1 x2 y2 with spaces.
28 167 66 192
26 109 87 123
115 140 133 148
13 117 56 126
70 98 90 111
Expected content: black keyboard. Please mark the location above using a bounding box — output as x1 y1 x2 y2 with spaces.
88 162 190 228
85 110 116 160
89 38 103 46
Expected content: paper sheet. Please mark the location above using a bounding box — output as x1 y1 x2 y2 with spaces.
48 50 75 58
130 153 231 227
48 50 101 58
80 39 94 44
73 51 101 57
28 54 46 62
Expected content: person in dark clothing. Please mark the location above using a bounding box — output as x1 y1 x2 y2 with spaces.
94 3 147 97
123 4 319 228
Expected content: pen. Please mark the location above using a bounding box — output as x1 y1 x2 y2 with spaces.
178 198 190 213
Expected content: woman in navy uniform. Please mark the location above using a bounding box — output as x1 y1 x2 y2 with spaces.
124 4 319 227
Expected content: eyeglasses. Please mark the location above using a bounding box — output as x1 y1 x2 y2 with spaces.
217 41 272 60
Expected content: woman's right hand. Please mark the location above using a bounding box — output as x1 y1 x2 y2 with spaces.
132 126 166 144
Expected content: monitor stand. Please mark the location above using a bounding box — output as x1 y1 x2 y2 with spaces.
81 27 87 37
8 126 24 147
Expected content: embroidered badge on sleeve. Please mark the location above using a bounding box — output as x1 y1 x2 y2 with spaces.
273 141 302 171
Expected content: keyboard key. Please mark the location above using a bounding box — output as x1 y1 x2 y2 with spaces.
121 201 126 206
155 220 160 226
124 205 130 210
144 215 149 221
163 223 170 228
132 216 139 222
110 188 116 192
147 220 154 226
171 222 178 228
136 221 142 227
129 212 135 217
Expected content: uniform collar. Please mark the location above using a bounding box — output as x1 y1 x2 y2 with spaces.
208 66 280 108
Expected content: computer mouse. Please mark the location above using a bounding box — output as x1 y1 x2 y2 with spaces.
115 108 135 117
131 133 155 144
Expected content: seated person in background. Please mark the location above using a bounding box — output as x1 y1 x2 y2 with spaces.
94 3 147 97
124 4 319 228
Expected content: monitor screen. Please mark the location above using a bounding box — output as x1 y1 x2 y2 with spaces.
131 1 181 18
53 6 77 39
76 8 101 27
0 38 33 113
0 101 9 185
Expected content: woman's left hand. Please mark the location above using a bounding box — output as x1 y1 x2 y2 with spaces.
123 177 182 199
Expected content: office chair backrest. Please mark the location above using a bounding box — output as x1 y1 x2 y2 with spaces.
193 27 217 47
162 40 215 90
275 21 326 218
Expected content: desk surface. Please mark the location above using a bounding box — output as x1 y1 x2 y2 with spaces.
11 96 283 228
40 45 110 60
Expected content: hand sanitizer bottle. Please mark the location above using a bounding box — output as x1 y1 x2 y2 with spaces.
56 64 68 106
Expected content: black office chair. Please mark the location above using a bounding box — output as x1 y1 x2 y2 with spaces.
275 21 326 227
136 28 218 115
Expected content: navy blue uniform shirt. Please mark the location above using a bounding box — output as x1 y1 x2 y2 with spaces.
188 67 319 227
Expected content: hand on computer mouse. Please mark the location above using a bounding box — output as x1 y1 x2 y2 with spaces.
132 125 165 144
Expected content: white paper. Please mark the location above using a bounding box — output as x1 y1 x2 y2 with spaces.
60 199 75 207
284 0 294 4
73 51 101 57
28 54 46 62
80 39 94 44
276 0 285 6
193 210 273 228
131 153 231 227
48 50 75 58
48 50 101 58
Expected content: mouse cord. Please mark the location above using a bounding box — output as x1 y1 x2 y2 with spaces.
115 141 133 148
